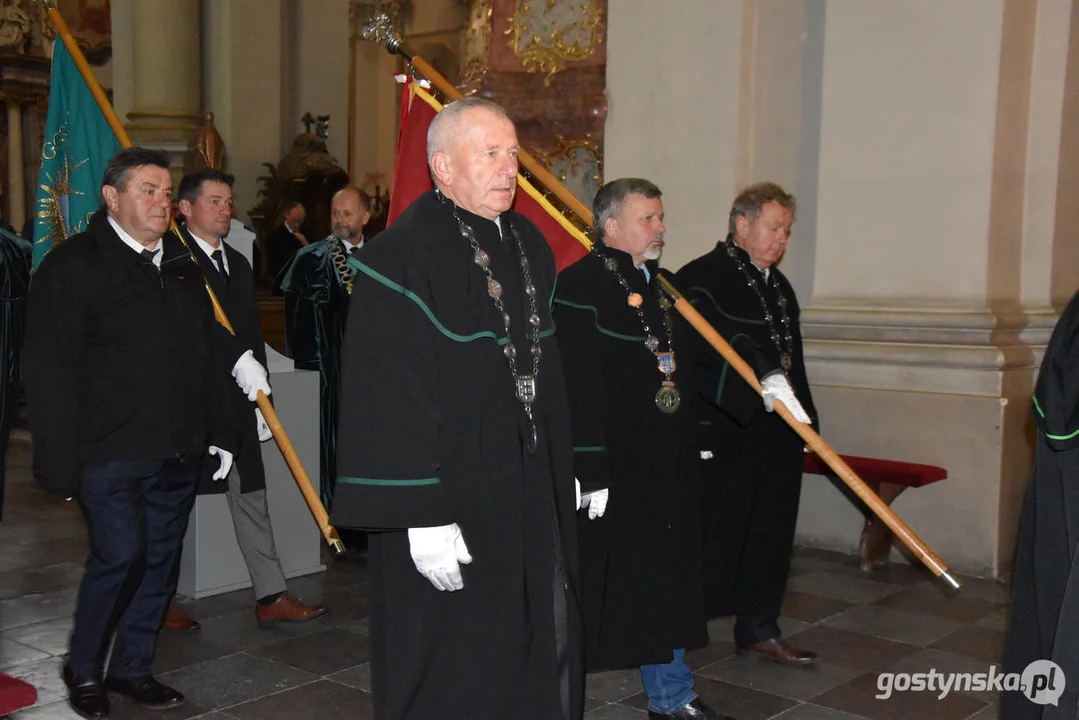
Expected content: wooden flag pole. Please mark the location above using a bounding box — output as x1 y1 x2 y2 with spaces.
40 0 345 557
656 275 960 590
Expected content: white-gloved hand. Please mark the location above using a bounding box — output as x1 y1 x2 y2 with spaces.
575 478 582 511
231 350 272 401
761 374 813 424
580 488 609 520
208 446 234 481
408 523 473 591
254 407 272 442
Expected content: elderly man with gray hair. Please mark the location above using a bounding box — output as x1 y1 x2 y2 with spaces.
329 97 583 719
677 181 818 668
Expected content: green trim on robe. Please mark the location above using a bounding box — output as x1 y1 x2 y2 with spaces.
337 476 441 487
351 256 554 345
552 298 645 342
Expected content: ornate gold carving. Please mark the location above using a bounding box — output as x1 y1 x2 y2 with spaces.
458 0 493 95
529 134 602 206
505 0 603 86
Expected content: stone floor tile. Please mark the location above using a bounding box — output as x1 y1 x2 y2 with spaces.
586 667 643 703
326 662 370 693
787 573 905 605
159 653 316 711
928 627 1006 665
5 617 73 657
812 672 988 720
822 605 965 647
0 638 51 670
247 628 368 676
224 679 372 720
696 653 863 702
782 626 921 673
872 584 1002 624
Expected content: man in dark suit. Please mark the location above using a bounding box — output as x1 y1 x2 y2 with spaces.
265 200 306 289
23 147 239 718
172 169 327 629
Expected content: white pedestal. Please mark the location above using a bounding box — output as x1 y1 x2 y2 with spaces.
177 356 325 598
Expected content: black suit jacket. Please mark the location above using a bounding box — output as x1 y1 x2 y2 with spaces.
24 211 236 496
179 225 270 494
266 223 303 290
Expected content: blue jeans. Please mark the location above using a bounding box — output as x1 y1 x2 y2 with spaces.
640 648 696 713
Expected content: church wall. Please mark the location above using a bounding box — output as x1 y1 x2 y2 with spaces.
603 0 743 273
296 0 350 170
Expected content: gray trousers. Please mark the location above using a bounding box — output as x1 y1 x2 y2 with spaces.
226 467 288 600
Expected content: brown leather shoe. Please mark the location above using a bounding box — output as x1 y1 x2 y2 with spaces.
255 595 328 628
162 601 201 632
737 637 817 666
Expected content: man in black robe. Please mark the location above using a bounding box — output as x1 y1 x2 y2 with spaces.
554 178 731 720
676 182 817 666
23 147 238 718
1001 290 1079 719
0 225 30 523
265 200 306 290
277 187 369 509
329 98 582 719
171 169 327 630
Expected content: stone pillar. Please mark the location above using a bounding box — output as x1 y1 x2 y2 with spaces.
6 99 25 230
124 0 201 174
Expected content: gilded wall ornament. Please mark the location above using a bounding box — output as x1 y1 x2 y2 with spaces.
530 134 602 208
505 0 603 86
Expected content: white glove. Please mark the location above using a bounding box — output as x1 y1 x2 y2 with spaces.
254 407 272 442
580 488 609 519
761 374 813 424
408 523 473 591
208 446 234 481
575 478 582 511
231 350 271 401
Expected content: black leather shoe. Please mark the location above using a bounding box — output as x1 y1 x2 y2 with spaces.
104 675 185 710
62 664 110 719
648 698 737 719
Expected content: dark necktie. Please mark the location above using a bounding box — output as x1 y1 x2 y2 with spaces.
211 248 228 281
140 248 157 262
348 244 360 259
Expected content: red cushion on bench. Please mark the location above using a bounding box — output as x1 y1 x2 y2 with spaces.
802 452 947 488
0 672 38 715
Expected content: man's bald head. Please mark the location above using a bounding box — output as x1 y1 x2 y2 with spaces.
331 186 371 242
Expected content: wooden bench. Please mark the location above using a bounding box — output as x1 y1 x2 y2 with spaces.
802 452 948 572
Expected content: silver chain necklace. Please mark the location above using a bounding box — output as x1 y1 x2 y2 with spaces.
725 237 793 371
595 247 681 414
438 190 543 453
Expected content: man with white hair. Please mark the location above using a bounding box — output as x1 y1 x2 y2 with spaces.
330 98 583 719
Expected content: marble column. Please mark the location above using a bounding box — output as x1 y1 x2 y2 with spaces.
123 0 201 174
6 99 25 230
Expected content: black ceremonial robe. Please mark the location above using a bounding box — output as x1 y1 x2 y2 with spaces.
676 237 817 623
330 190 583 720
0 227 30 521
277 237 355 508
553 248 707 670
1002 290 1079 720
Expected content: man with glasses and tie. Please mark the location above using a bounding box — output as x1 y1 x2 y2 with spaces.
277 185 371 510
23 147 238 718
167 169 327 634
